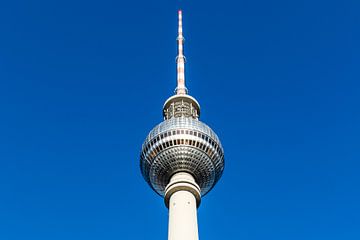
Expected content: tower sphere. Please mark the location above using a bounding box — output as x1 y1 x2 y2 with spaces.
140 94 225 197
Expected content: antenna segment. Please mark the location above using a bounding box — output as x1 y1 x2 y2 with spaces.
176 10 188 95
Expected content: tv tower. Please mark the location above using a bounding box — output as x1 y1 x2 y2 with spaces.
140 10 225 240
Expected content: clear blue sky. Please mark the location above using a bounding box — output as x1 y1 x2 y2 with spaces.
0 0 359 239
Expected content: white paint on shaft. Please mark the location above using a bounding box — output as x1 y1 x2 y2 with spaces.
168 190 199 240
166 172 200 240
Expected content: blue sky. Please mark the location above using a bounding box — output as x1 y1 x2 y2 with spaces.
0 0 359 239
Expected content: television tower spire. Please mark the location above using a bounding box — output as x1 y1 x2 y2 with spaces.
176 10 187 95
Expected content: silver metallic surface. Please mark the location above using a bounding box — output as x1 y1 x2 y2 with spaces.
140 116 224 197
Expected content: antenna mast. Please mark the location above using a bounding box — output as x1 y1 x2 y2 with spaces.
176 10 187 95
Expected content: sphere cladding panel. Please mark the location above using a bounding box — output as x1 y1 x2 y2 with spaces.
140 117 224 196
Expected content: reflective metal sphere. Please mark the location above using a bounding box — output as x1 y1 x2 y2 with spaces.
140 116 224 197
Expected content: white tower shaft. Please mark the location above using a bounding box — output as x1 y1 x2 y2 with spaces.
165 172 201 240
168 190 199 240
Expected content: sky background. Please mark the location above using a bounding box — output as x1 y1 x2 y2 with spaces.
0 0 359 239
